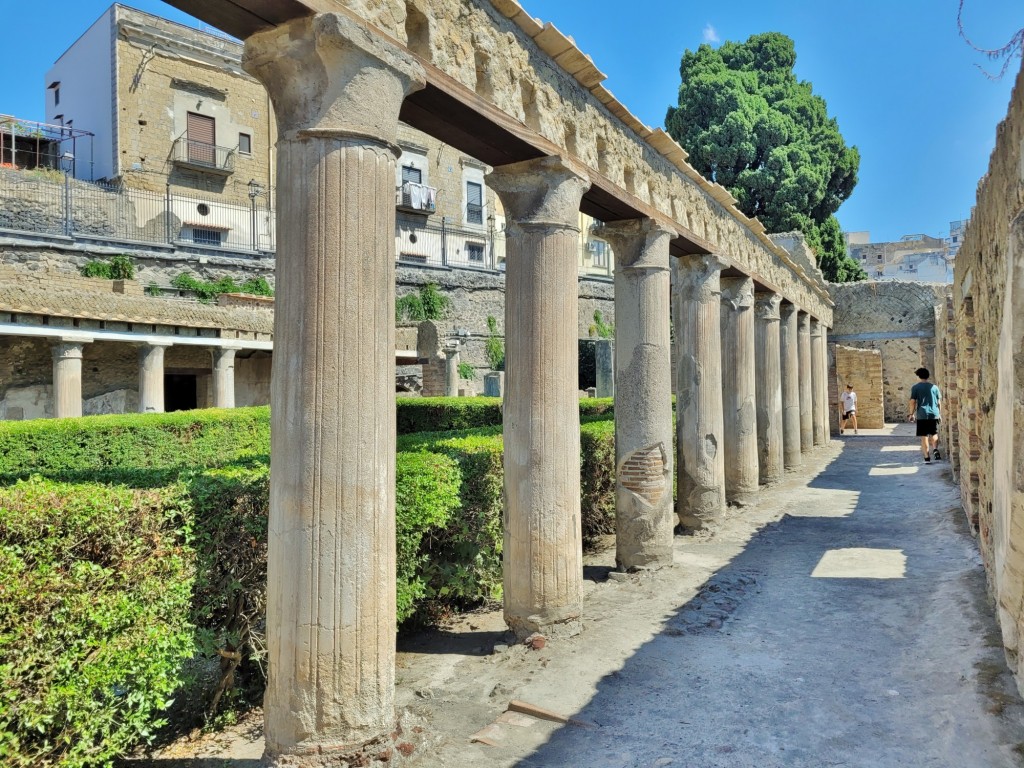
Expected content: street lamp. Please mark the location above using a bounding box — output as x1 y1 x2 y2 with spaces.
247 179 266 252
61 152 75 236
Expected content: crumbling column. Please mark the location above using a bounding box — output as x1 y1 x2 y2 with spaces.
52 339 87 418
672 253 727 528
754 292 784 484
243 14 425 761
138 341 171 414
211 346 239 409
443 341 460 397
720 276 758 505
780 302 801 469
487 155 590 639
798 311 814 453
602 219 674 570
810 318 826 446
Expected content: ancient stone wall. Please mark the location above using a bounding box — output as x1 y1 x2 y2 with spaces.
831 345 884 429
828 281 948 422
945 61 1024 689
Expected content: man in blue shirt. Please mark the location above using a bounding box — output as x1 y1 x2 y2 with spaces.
907 367 942 463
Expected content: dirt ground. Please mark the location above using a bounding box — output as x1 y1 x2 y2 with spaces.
131 425 1024 767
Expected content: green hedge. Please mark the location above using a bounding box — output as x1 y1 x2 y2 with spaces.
0 478 194 768
396 396 613 435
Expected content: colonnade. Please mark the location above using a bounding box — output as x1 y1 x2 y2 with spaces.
49 337 239 417
242 13 833 763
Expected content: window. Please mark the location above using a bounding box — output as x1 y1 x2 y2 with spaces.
589 239 609 268
876 254 883 261
465 242 485 262
402 165 422 185
54 87 60 106
191 228 222 247
466 181 483 225
238 133 251 154
187 112 216 165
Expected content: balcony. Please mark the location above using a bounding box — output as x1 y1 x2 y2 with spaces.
396 181 436 215
172 137 235 175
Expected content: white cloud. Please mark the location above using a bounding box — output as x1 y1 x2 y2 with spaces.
703 23 720 44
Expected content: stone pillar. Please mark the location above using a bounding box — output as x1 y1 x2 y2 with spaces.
52 339 87 418
138 341 171 414
798 311 814 453
779 302 801 470
487 156 590 639
754 293 784 484
810 319 826 446
243 14 425 760
594 339 615 398
672 253 727 529
443 342 460 397
720 276 758 506
211 346 239 409
602 219 674 570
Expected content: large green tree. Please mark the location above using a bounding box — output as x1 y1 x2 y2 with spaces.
666 32 866 282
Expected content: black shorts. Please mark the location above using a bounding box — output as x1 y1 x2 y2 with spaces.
916 418 939 437
843 411 855 420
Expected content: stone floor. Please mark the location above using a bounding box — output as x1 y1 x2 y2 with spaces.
134 425 1024 767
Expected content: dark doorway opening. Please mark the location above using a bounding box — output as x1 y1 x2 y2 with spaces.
164 373 198 412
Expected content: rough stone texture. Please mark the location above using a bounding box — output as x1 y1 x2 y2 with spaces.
235 352 272 406
443 345 460 397
779 303 801 470
593 339 613 398
52 341 86 418
828 280 948 422
720 276 758 505
943 61 1024 692
244 12 426 758
831 345 884 430
754 292 783 484
672 253 726 528
797 312 813 453
602 219 673 571
488 154 589 639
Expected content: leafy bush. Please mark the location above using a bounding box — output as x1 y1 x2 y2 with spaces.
485 315 505 371
395 397 504 435
79 255 135 281
396 282 451 323
457 362 476 381
170 273 273 303
589 309 614 339
580 419 616 546
0 478 194 767
80 260 112 279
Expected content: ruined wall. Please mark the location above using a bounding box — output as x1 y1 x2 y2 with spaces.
828 281 948 422
832 345 884 429
946 61 1024 689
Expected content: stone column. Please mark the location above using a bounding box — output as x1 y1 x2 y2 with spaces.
211 346 239 409
779 302 801 470
810 319 826 446
52 339 87 418
821 330 832 445
244 14 425 760
720 276 758 506
594 339 614 398
138 341 172 414
798 311 814 453
602 219 674 571
443 342 460 397
754 293 784 484
672 253 727 529
488 156 590 639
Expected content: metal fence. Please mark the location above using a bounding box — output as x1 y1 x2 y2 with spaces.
0 169 275 253
396 213 505 271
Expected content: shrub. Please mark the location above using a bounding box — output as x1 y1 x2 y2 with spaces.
80 260 112 279
485 315 505 371
79 255 135 281
580 418 616 546
396 282 451 323
0 478 194 767
457 362 476 381
395 397 504 435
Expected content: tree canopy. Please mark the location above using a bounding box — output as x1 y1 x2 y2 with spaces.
666 32 866 282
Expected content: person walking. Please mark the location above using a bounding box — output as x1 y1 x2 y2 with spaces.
839 384 858 435
908 367 942 463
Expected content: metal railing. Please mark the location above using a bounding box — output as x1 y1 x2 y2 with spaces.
396 213 503 271
396 181 436 214
171 137 236 174
0 168 274 253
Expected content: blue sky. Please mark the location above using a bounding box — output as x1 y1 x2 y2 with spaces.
3 0 1021 243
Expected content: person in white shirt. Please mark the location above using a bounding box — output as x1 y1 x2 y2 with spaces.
839 384 858 435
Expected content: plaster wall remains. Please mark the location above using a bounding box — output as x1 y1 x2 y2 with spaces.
831 345 884 430
942 61 1024 689
828 280 948 422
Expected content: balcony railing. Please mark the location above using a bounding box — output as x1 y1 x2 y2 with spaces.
172 137 236 175
396 181 436 215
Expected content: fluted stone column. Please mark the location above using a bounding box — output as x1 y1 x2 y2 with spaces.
443 343 460 397
602 219 674 570
820 329 831 445
797 311 814 453
810 319 826 446
244 14 425 761
138 341 171 414
720 276 758 506
779 302 801 470
754 293 784 484
211 346 238 409
672 253 727 529
52 339 87 418
487 155 590 639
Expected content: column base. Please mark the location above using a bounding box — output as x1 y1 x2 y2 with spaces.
264 712 428 767
505 611 582 642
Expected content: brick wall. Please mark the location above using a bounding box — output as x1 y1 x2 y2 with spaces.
832 345 884 429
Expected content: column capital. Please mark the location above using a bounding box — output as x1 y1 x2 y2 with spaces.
487 156 590 230
52 339 88 360
140 340 174 349
779 301 799 319
600 218 674 271
754 291 782 321
673 252 728 302
243 13 425 142
797 310 811 329
720 275 755 311
809 317 824 338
